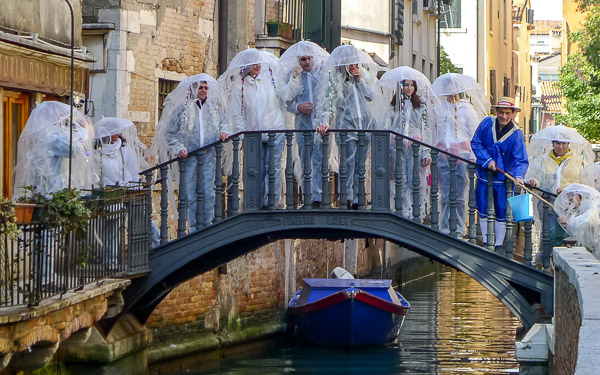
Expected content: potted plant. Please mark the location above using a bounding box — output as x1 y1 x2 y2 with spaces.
266 21 281 36
280 22 292 38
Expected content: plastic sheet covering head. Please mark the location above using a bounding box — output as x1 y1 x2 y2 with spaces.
94 117 150 187
430 73 488 159
13 101 96 198
525 125 595 193
279 40 330 79
554 183 600 256
218 48 285 133
582 162 600 191
376 66 438 145
152 73 223 164
314 44 386 132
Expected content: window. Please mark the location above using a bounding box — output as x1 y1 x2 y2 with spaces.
489 69 497 106
157 79 179 121
440 0 461 29
503 75 511 96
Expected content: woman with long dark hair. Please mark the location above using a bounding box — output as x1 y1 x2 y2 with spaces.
390 79 432 220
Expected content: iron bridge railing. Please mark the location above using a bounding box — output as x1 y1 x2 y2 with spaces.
0 186 151 307
142 129 557 271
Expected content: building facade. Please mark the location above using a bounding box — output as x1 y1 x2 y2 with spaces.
512 0 535 136
440 0 514 110
0 0 92 198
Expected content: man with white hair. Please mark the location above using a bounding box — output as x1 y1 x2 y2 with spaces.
160 75 230 231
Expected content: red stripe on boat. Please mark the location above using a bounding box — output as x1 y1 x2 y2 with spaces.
289 290 350 315
354 290 409 315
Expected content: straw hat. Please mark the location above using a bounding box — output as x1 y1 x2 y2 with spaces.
492 96 521 112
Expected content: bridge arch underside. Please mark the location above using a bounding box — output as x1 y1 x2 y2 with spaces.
124 211 554 330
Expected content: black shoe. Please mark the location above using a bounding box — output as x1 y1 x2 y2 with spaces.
494 245 505 254
347 200 352 210
311 201 322 209
352 203 359 210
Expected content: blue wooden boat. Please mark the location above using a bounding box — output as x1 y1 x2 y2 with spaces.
288 278 410 347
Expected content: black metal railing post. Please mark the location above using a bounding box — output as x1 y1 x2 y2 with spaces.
303 131 313 209
430 149 439 230
285 132 295 210
321 133 330 209
357 131 367 210
486 169 496 250
504 179 515 258
243 133 262 211
339 132 348 209
448 156 458 238
371 132 390 211
411 142 421 222
467 164 477 244
177 157 189 237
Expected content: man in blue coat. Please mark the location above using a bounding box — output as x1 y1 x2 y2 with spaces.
471 97 528 251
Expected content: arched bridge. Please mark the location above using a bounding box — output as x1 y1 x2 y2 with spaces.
125 130 555 330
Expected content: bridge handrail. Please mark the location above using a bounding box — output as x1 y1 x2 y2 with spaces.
139 128 556 198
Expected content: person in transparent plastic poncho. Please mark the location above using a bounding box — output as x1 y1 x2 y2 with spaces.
94 117 149 187
378 66 435 219
555 183 600 257
315 45 383 209
471 97 528 250
525 125 595 246
582 162 600 191
431 73 489 235
219 49 286 208
152 73 231 231
281 41 330 208
13 101 96 198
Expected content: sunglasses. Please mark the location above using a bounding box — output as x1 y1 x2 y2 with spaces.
198 86 209 90
300 56 311 62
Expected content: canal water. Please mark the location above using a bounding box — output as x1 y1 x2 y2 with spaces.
149 265 528 375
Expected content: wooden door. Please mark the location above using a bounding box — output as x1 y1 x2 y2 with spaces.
2 92 29 198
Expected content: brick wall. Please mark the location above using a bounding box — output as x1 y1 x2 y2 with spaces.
119 0 220 146
554 267 581 375
146 238 383 345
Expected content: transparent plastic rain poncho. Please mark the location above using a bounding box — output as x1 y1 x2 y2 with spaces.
93 117 150 187
13 101 96 198
525 125 595 193
582 162 600 191
152 73 229 163
377 66 438 149
554 183 600 255
218 49 286 133
151 73 231 222
314 44 386 134
279 40 330 80
431 73 489 159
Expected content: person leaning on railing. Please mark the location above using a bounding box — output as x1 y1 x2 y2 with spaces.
471 97 529 252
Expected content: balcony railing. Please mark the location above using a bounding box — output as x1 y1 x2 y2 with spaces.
0 185 150 307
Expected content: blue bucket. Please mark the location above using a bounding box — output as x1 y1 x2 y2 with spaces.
508 194 534 222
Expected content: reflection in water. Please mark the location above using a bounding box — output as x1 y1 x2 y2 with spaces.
151 266 522 375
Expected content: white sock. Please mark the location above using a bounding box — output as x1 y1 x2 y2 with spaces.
480 220 488 243
495 222 506 246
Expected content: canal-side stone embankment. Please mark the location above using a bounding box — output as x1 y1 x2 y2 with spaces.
554 247 600 375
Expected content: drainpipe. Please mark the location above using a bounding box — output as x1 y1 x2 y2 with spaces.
64 0 75 189
437 0 441 77
218 0 228 75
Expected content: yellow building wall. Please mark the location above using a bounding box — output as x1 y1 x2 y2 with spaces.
562 0 587 61
513 0 533 136
485 0 513 108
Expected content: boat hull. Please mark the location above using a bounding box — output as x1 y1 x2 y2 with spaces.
289 279 410 347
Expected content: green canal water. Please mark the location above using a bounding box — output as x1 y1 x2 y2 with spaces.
46 265 552 374
149 266 542 375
